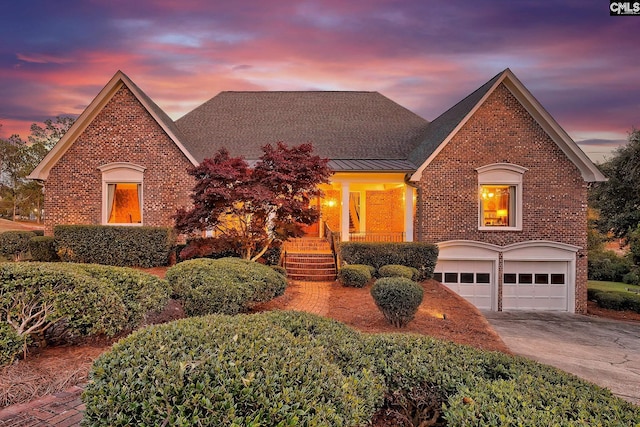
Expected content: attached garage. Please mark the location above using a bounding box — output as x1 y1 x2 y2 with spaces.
434 241 500 311
435 240 580 312
434 260 494 310
502 261 568 310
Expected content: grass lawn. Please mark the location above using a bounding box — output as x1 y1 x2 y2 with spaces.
588 280 640 293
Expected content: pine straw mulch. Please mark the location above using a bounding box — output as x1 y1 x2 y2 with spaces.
0 299 186 408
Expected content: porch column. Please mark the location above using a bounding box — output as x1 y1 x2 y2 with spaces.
405 184 414 242
341 182 350 241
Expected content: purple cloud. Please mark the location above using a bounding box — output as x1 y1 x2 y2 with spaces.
0 0 637 162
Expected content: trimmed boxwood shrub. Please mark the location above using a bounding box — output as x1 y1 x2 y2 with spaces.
83 312 384 426
0 262 169 346
0 230 36 261
371 277 424 327
68 263 170 327
54 225 175 267
360 333 640 426
338 264 373 288
165 257 287 316
271 265 287 276
28 236 60 262
340 242 438 280
378 264 419 280
0 322 27 367
83 312 640 426
588 288 640 313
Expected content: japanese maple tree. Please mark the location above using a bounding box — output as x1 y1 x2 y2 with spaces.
175 142 331 261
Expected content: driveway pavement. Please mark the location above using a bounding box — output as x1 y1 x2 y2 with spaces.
483 311 640 405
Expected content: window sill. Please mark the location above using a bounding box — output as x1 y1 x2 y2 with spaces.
478 226 521 232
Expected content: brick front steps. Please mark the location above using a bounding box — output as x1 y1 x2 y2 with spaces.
284 238 337 281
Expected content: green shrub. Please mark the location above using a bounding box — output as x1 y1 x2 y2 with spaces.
54 225 175 267
623 269 640 286
588 249 632 282
0 231 36 261
371 277 424 327
338 264 372 288
28 236 60 262
83 313 640 427
32 230 45 237
378 264 418 280
68 264 170 327
589 288 640 313
340 242 438 280
0 263 169 346
83 312 384 427
271 265 287 276
587 287 601 301
0 322 27 367
362 334 640 426
166 257 287 316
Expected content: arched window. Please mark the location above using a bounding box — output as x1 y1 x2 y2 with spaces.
476 163 527 231
98 162 146 225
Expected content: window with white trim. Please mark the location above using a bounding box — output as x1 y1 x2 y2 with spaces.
98 163 146 225
476 163 527 231
106 183 142 223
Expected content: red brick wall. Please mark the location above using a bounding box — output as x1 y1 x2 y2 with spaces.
366 188 404 233
415 83 588 312
44 85 194 235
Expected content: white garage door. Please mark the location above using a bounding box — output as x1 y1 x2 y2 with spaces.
434 260 494 310
502 261 568 311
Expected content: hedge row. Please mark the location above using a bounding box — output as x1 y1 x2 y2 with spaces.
339 242 438 280
378 264 419 280
166 257 287 316
588 288 640 313
28 236 59 262
337 264 373 287
0 231 37 261
54 225 175 267
82 312 640 426
0 262 170 366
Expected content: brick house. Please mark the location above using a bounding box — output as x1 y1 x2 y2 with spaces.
28 69 605 313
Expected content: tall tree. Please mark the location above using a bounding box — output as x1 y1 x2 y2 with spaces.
28 116 76 161
589 129 640 240
0 116 75 220
175 142 332 261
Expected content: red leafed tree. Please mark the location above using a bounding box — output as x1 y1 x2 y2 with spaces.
175 142 332 261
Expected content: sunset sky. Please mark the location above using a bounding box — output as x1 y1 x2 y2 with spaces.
1 1 638 162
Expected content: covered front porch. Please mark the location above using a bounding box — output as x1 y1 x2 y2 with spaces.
307 172 415 242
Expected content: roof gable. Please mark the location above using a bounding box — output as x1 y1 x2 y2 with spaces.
175 91 430 165
28 71 197 181
409 69 606 183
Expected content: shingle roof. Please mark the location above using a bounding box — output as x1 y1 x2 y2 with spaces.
175 91 430 170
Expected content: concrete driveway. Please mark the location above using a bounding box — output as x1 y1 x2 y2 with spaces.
483 311 640 405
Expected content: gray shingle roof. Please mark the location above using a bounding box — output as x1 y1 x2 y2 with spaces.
175 91 430 170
